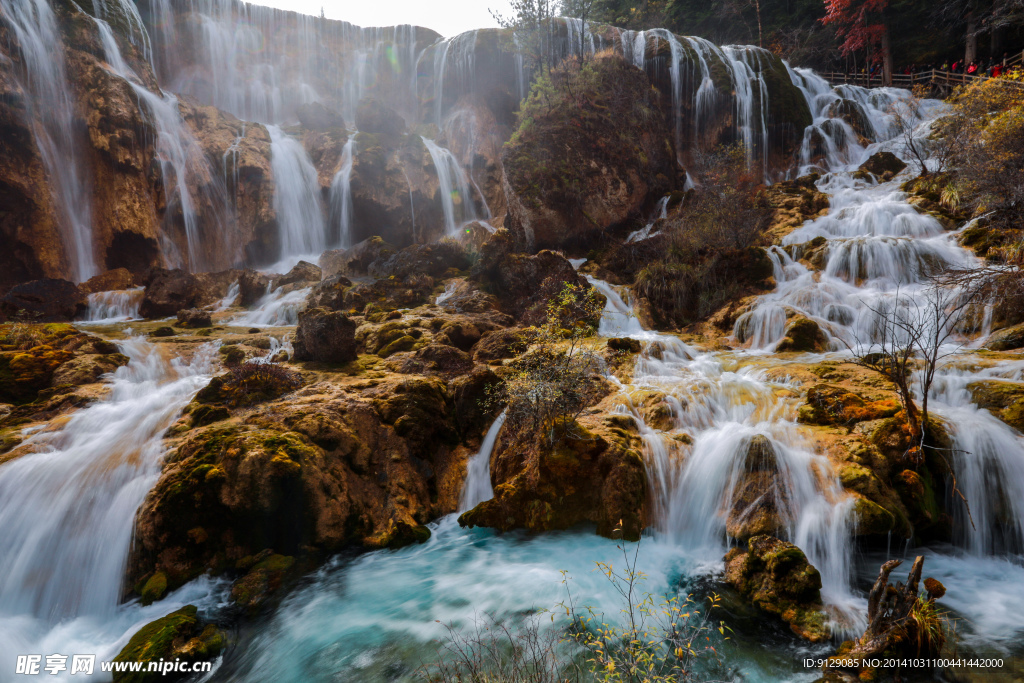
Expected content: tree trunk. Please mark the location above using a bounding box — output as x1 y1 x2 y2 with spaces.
965 8 978 65
881 21 892 87
753 0 763 48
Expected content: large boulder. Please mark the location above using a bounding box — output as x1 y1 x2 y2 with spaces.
296 102 345 131
129 395 438 591
80 268 135 294
724 535 829 642
111 606 224 683
985 322 1024 351
502 55 675 251
459 414 646 540
0 279 85 322
726 435 788 541
140 269 205 318
967 380 1024 431
858 151 907 178
471 230 597 324
775 316 829 352
354 97 406 138
319 238 396 278
304 274 353 311
293 308 357 364
275 260 321 288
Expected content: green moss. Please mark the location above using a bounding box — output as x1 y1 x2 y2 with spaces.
140 571 168 606
111 605 223 683
377 335 419 358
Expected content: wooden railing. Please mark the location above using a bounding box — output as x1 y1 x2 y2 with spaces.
821 67 1024 91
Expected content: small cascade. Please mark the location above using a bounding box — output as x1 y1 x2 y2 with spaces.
216 280 241 311
435 281 458 306
81 287 145 323
231 286 310 328
721 45 772 176
329 137 357 247
588 277 864 632
91 0 153 66
422 137 479 237
625 196 669 243
2 0 96 281
459 411 507 512
0 339 216 620
585 276 647 338
268 125 327 265
927 368 1024 556
223 124 246 210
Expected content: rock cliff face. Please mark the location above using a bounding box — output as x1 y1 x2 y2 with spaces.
0 1 816 292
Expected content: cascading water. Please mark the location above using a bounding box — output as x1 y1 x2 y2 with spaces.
1 0 96 281
231 286 310 328
329 137 356 248
93 19 228 270
268 125 327 270
458 411 507 512
0 339 223 672
81 288 145 323
421 137 480 237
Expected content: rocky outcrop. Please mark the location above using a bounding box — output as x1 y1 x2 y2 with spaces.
471 230 599 324
0 279 86 322
293 308 358 364
985 322 1024 351
726 435 789 541
140 268 240 318
459 413 647 540
775 316 829 352
858 151 907 179
111 605 224 683
502 55 675 251
966 380 1024 431
724 535 829 642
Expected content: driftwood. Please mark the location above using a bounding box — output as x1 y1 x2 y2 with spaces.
828 555 946 675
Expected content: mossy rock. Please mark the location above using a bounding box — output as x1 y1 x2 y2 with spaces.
231 552 296 613
219 345 246 365
150 326 176 338
377 334 420 358
139 571 168 606
190 404 231 428
112 605 224 683
985 322 1024 351
607 337 642 353
858 151 906 177
966 380 1024 432
775 317 828 353
853 496 897 536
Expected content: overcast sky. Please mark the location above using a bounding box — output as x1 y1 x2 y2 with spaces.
252 0 514 37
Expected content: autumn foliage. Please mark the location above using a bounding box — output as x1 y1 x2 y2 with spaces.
820 0 889 58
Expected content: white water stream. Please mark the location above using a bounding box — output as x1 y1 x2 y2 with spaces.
0 339 224 675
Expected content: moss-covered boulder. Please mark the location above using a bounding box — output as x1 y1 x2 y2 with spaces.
724 535 829 642
775 316 829 352
293 307 358 364
967 380 1024 431
858 151 907 178
797 384 901 427
502 55 675 252
129 391 438 592
985 322 1024 351
726 435 788 541
231 551 297 613
459 413 646 540
112 605 224 683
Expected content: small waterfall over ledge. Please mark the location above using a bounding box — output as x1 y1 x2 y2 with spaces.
459 411 507 512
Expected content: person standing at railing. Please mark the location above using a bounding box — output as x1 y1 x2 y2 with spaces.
993 63 1003 78
941 61 949 72
967 61 978 76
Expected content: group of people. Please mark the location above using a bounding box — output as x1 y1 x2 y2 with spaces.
851 52 1020 82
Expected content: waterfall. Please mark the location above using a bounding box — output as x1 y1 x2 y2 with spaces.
625 196 669 243
432 30 478 125
0 340 216 620
1 0 96 281
231 286 310 327
435 281 458 306
268 125 327 268
81 287 145 323
459 411 507 512
329 137 356 248
585 276 647 338
216 280 241 311
93 19 227 271
422 137 478 237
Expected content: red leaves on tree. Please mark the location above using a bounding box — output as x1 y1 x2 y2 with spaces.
821 0 889 59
